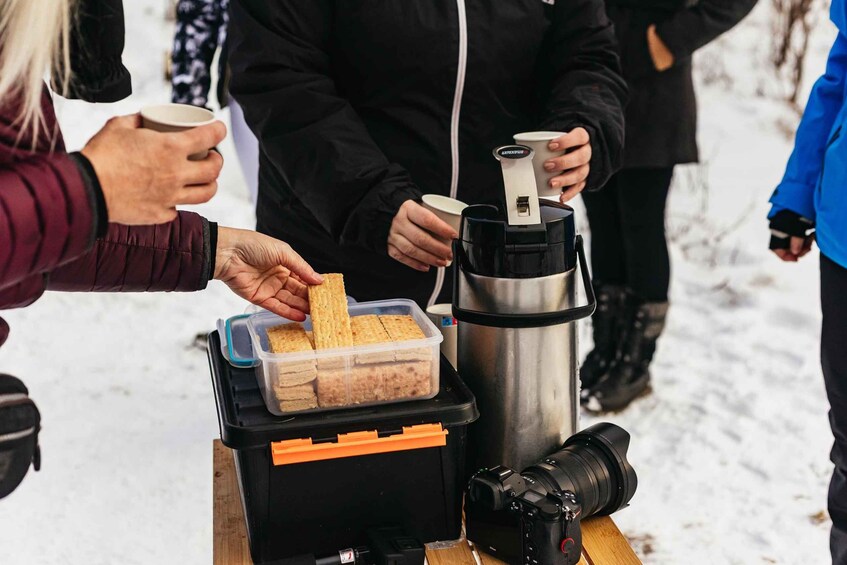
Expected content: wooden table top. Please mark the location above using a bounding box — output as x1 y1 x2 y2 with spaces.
213 440 641 565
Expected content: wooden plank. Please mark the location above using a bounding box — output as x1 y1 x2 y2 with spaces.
582 516 641 565
474 544 589 565
213 440 251 565
213 441 638 565
426 540 478 565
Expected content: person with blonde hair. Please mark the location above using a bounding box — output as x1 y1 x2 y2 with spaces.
0 0 322 499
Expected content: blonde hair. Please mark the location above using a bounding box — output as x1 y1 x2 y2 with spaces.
0 0 72 144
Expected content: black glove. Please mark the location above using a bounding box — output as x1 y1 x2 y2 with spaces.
769 210 815 251
0 375 41 499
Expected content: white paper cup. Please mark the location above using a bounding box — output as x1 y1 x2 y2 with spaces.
514 131 567 198
421 194 468 236
421 195 468 267
140 103 217 160
427 303 457 370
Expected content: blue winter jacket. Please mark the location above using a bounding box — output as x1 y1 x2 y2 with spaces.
771 0 847 268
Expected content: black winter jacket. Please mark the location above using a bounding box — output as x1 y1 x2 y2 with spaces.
56 0 132 102
229 0 626 307
606 0 757 168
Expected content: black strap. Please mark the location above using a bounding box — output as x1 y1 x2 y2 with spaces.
0 374 41 499
453 235 597 328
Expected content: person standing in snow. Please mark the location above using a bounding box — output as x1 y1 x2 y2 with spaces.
580 0 758 413
770 1 847 560
0 0 322 499
228 0 627 308
171 0 260 205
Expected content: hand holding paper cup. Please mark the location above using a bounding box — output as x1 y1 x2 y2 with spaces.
421 194 468 237
421 195 468 267
141 103 218 160
515 130 593 201
79 111 226 225
514 131 567 198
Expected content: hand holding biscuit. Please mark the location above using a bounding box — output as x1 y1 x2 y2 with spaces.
214 227 323 321
388 200 456 271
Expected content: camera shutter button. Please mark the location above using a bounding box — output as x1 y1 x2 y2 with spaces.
538 502 561 520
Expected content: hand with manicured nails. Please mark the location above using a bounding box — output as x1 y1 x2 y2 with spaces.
769 210 816 262
214 227 324 321
544 128 593 203
388 200 457 272
81 113 227 225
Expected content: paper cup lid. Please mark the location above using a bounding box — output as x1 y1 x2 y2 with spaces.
141 103 216 128
421 194 469 216
513 131 567 142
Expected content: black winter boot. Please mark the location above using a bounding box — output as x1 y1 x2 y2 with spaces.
579 285 629 399
584 300 669 413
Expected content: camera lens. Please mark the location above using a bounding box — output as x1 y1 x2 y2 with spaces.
522 422 637 517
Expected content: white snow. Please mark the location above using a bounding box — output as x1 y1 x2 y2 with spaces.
0 1 840 564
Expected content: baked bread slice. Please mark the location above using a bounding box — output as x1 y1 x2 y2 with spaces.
378 315 430 361
316 369 347 407
274 383 317 401
385 361 433 399
267 323 317 379
350 365 388 404
279 398 318 412
351 314 394 364
308 274 354 350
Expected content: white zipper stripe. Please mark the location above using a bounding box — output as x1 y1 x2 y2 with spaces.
0 393 28 408
429 0 468 308
0 426 35 443
449 0 468 203
0 393 36 444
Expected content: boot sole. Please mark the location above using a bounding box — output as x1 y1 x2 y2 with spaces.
583 383 653 415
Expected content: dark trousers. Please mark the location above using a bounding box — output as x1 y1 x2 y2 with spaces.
821 254 847 563
581 167 674 302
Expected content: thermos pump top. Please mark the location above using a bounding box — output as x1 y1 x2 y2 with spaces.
457 202 577 280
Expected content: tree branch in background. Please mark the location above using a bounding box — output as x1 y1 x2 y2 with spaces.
771 0 822 108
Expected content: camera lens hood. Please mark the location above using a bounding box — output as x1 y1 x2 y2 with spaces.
563 422 638 515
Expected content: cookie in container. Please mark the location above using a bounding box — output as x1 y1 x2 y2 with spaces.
219 299 443 416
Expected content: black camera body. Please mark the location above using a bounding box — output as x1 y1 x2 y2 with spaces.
467 467 583 565
466 423 637 565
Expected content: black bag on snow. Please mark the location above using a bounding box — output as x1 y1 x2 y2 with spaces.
0 374 40 499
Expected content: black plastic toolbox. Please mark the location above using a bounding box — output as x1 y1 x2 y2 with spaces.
207 331 479 563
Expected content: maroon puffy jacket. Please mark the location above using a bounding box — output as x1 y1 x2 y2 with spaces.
0 89 213 348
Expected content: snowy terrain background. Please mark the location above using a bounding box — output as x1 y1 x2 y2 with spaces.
0 1 839 563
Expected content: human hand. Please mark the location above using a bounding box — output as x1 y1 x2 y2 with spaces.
214 227 324 321
544 128 592 203
387 200 456 272
769 210 815 262
647 25 674 72
81 114 227 225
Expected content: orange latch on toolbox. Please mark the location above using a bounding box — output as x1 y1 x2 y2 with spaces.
271 423 448 466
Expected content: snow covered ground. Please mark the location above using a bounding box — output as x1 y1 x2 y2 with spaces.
0 2 840 564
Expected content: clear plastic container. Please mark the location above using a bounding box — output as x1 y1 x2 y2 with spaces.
219 299 443 416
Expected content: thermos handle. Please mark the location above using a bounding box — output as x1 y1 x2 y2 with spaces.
558 234 597 325
452 234 597 328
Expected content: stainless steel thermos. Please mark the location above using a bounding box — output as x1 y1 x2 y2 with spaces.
453 145 596 473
